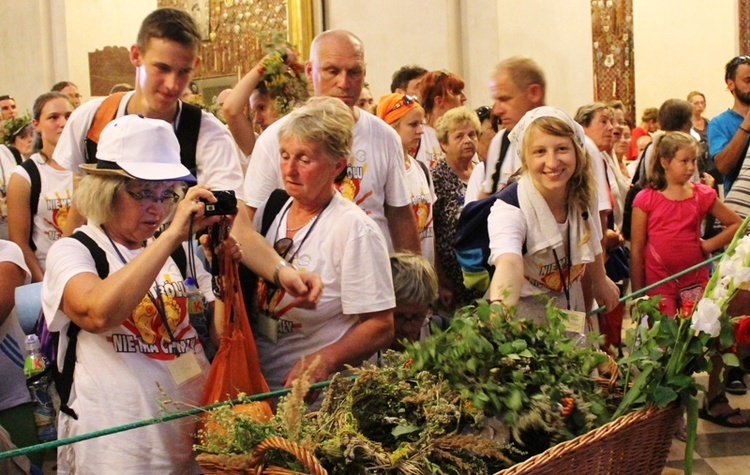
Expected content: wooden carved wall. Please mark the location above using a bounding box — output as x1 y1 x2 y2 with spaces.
741 0 750 56
88 46 135 96
590 0 635 123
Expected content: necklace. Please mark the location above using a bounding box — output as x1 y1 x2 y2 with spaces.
287 213 319 232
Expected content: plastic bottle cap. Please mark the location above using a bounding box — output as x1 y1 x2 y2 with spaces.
25 334 41 349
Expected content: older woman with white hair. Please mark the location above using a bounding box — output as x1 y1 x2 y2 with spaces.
252 97 395 394
41 115 239 473
488 107 619 325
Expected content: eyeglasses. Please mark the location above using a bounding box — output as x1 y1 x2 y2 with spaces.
393 95 420 110
726 56 750 80
125 189 180 206
274 237 293 259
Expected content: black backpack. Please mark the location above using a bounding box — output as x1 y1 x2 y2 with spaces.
454 181 525 292
621 143 651 241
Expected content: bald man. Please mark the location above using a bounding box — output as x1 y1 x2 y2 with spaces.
240 29 419 253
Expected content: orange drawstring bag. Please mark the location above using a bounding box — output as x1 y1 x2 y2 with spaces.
200 223 273 422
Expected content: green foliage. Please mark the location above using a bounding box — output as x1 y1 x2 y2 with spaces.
403 300 610 430
614 296 736 419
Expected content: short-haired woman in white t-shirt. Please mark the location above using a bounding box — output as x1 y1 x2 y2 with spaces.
252 97 395 395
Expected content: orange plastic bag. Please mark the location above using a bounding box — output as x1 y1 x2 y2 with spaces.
200 230 273 420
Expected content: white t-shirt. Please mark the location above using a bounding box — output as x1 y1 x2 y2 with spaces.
12 153 74 271
0 146 18 240
466 130 523 204
584 137 614 215
243 110 411 251
252 193 395 390
415 125 444 168
405 156 436 265
0 240 32 412
41 225 214 475
53 91 245 200
488 206 599 326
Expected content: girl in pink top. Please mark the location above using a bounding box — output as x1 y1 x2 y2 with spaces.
631 131 739 316
631 131 744 429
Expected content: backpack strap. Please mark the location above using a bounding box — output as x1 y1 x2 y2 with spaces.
261 189 291 236
20 159 41 251
84 92 127 164
171 244 188 280
175 101 202 176
8 145 23 165
57 231 108 419
632 141 651 188
416 159 431 187
239 188 290 312
491 131 512 194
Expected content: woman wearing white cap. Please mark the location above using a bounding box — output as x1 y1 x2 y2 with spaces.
41 115 236 474
487 107 619 325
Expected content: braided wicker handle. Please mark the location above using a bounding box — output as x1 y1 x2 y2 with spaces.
249 436 328 475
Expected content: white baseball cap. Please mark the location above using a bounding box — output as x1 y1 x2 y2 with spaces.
80 114 197 183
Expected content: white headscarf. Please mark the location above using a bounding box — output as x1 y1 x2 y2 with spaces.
508 106 586 162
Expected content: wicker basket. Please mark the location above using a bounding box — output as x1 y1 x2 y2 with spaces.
494 403 682 475
196 436 328 475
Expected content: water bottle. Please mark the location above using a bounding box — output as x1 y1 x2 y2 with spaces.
24 334 57 442
185 277 214 359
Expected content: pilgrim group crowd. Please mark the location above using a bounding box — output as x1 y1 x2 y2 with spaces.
2 6 750 474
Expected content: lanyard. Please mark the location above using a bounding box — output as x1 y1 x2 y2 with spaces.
100 225 179 351
551 222 572 311
273 196 332 265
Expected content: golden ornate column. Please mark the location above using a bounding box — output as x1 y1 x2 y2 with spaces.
159 0 314 78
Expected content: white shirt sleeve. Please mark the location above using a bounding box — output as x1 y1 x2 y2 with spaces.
0 240 31 283
585 138 612 213
194 112 246 201
340 219 396 315
41 237 96 332
381 126 412 208
465 162 485 204
242 118 287 209
53 97 105 173
488 198 528 263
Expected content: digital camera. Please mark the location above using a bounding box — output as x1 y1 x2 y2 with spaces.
202 190 238 216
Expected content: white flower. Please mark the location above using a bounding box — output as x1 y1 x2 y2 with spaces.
734 236 750 265
712 284 730 303
718 258 750 290
691 299 722 337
